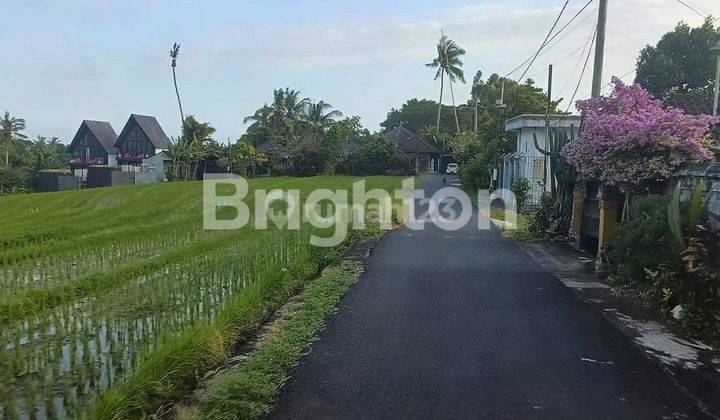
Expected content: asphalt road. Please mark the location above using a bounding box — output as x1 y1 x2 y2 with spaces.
268 175 710 419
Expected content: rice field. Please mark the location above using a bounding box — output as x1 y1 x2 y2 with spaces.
0 176 404 419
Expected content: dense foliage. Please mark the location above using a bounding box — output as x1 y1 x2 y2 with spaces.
635 18 720 98
608 194 674 282
335 135 413 176
0 137 67 195
510 178 531 213
563 79 718 192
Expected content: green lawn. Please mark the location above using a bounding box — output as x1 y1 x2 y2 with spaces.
0 176 405 418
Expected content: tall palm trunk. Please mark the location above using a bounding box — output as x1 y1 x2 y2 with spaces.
449 79 460 133
4 142 9 167
172 67 185 130
436 68 444 130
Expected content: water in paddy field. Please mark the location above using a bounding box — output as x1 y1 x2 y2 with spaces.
0 230 304 419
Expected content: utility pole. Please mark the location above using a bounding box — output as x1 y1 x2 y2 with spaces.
712 43 720 116
474 97 478 133
591 0 608 98
543 64 553 192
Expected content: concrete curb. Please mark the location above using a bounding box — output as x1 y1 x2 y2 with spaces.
516 240 720 418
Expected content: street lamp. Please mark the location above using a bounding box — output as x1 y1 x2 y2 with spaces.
712 42 720 117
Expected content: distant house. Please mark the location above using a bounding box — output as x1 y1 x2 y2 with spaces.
383 126 440 173
501 114 582 206
115 114 170 166
68 120 118 172
257 140 290 175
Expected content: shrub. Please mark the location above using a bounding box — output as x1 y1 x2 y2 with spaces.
288 149 326 177
510 178 531 213
608 194 674 284
0 166 34 195
458 155 489 192
335 135 412 176
526 192 553 238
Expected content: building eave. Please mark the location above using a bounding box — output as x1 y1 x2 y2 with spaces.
504 114 582 132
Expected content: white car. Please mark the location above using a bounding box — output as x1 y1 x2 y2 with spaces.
446 163 459 174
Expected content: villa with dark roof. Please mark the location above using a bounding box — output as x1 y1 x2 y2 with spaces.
383 126 441 173
115 114 170 165
68 120 118 169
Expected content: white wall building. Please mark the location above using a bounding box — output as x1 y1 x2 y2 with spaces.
501 114 582 206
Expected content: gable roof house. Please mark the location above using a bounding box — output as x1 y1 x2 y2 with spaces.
68 120 118 168
115 114 170 165
383 126 441 173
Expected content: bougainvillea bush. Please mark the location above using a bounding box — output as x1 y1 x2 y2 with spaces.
563 78 719 192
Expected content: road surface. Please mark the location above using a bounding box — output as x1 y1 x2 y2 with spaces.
268 175 710 419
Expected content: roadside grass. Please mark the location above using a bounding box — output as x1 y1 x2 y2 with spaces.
483 208 545 242
84 231 374 419
195 261 363 420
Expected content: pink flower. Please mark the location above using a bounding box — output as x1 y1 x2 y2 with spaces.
563 78 719 191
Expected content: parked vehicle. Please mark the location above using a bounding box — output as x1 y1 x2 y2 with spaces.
446 163 459 174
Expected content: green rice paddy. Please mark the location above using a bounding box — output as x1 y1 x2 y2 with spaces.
0 176 404 418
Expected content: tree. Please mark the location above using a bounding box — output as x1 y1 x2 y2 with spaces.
25 136 67 173
563 78 718 193
335 134 412 176
380 99 459 134
169 43 185 129
426 33 466 133
452 72 560 190
230 141 267 176
321 116 367 171
245 88 310 145
0 111 28 167
304 100 343 142
635 18 720 97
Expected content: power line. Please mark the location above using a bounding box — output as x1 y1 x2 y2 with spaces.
514 0 571 82
552 24 597 125
672 0 708 19
505 0 596 79
517 6 598 80
671 0 718 22
556 20 598 98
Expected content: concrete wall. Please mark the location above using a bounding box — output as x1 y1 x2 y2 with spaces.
37 172 80 192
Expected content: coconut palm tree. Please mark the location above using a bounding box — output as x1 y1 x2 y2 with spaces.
426 32 466 133
273 88 310 137
304 101 343 142
169 43 185 129
0 111 28 167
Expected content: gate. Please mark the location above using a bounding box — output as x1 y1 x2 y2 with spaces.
580 182 600 252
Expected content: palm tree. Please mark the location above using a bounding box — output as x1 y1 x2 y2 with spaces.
274 88 310 138
426 32 466 133
304 101 343 142
243 105 273 128
170 43 185 130
0 111 28 167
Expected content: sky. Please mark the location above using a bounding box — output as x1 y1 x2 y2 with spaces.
2 0 717 144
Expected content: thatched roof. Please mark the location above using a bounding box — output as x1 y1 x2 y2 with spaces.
383 126 440 154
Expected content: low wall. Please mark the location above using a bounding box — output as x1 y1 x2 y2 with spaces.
675 161 720 226
37 172 80 192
